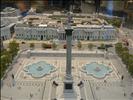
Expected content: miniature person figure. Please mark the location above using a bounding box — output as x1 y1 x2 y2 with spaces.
124 92 126 96
121 75 124 80
104 80 107 83
12 74 14 79
131 92 133 97
30 93 33 98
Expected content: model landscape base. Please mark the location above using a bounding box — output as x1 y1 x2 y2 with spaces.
1 50 132 100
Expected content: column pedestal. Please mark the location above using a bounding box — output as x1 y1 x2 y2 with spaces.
63 75 77 98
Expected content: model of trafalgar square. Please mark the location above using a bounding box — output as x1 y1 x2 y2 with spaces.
1 0 133 100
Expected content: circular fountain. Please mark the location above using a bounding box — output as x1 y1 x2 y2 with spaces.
24 61 56 78
81 62 113 79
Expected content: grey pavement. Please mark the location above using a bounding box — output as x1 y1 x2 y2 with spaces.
1 50 133 100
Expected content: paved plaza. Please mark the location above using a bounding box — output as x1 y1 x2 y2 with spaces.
1 50 133 100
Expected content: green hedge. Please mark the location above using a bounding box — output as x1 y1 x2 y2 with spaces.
106 18 122 28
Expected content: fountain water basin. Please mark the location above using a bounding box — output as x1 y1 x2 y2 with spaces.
24 61 56 78
81 62 113 79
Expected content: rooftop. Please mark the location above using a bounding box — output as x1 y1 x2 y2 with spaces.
1 7 17 13
15 14 113 30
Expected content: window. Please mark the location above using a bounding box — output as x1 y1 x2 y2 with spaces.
107 36 108 39
82 36 84 39
112 36 114 39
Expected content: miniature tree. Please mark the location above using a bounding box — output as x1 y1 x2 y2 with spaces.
52 42 57 50
100 43 106 50
3 50 12 65
128 55 133 76
1 55 7 78
42 43 47 49
77 41 82 50
30 43 35 50
8 40 19 58
88 43 93 50
115 43 133 76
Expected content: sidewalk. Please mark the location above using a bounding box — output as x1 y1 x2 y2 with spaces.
4 39 119 45
3 39 51 44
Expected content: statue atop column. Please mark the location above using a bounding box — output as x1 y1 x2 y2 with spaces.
63 12 77 98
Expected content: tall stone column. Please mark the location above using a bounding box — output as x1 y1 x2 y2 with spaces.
62 12 76 99
66 29 73 77
63 28 76 99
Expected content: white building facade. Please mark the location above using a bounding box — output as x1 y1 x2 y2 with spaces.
1 26 11 40
15 25 117 41
0 19 15 41
15 26 58 40
72 25 116 41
